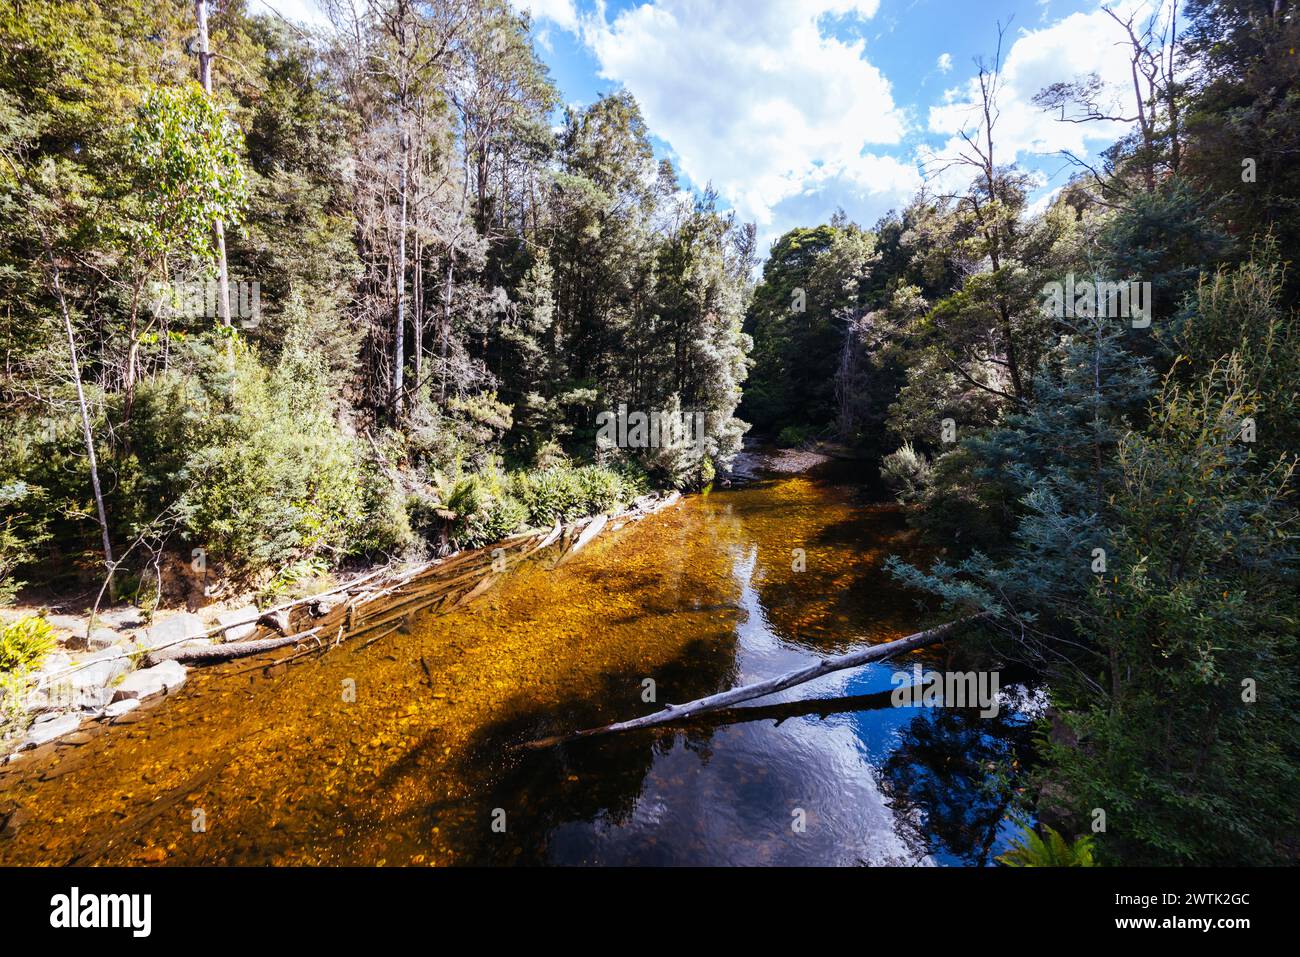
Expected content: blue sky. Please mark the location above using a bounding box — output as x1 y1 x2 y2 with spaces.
256 0 1158 257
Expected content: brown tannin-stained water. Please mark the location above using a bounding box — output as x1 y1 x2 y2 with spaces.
0 455 1040 866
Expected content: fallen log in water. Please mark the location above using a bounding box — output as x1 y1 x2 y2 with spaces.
519 615 984 749
557 514 608 565
162 627 323 663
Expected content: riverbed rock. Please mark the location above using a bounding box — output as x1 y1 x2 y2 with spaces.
141 612 208 662
111 661 187 702
216 605 259 642
0 806 28 836
64 652 132 709
21 713 82 749
95 605 147 630
24 652 73 713
41 613 90 649
86 628 122 651
102 698 140 720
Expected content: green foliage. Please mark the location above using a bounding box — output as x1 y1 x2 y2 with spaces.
775 424 815 448
1043 355 1300 865
1182 0 1300 281
120 338 370 579
402 457 645 551
127 83 248 261
0 615 55 673
1098 179 1232 337
743 223 871 433
0 481 49 606
1173 239 1300 462
997 823 1097 867
511 462 646 529
879 442 931 504
256 557 333 607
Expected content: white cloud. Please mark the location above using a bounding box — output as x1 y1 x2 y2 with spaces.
1025 184 1063 218
513 0 579 32
925 1 1151 190
249 0 331 29
580 0 918 251
936 52 953 73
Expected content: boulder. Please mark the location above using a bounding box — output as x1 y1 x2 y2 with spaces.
95 605 146 630
102 698 140 720
24 652 72 713
21 713 82 749
111 660 187 702
216 605 259 642
42 613 90 650
141 612 208 663
87 628 121 651
64 652 132 709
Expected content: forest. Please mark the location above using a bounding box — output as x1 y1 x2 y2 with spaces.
0 0 1297 867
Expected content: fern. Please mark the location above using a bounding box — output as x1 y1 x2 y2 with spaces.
997 823 1097 867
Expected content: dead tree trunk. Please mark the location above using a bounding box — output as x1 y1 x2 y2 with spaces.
394 130 409 414
195 0 233 350
48 258 115 584
163 628 323 664
521 615 983 749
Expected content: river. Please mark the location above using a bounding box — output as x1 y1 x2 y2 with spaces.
0 452 1041 866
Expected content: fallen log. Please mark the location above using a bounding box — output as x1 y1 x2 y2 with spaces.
557 514 607 565
161 627 323 664
519 615 982 749
533 520 563 552
456 572 498 606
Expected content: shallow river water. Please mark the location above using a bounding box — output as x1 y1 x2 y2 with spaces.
0 456 1039 866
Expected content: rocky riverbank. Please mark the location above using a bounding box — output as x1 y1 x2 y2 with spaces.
0 490 687 762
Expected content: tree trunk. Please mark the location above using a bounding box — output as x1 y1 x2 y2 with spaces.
394 138 408 414
163 627 323 664
49 259 115 583
195 0 233 351
440 255 453 404
413 235 423 387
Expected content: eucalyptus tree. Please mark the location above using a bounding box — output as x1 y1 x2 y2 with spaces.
125 84 248 407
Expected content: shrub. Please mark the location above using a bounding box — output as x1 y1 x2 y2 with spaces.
510 467 582 527
350 461 418 559
1043 355 1300 865
452 468 527 548
511 463 646 528
0 481 49 607
257 557 334 606
880 442 932 504
0 615 55 674
127 338 367 579
776 424 814 447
